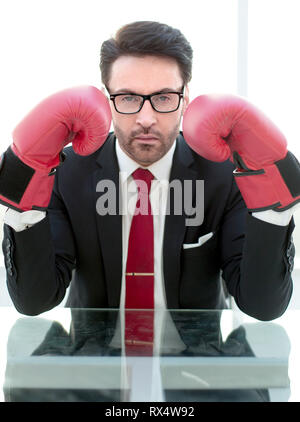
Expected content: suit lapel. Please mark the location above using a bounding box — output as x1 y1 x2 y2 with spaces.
163 134 198 308
93 134 123 307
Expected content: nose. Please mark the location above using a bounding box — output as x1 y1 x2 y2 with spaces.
135 99 158 129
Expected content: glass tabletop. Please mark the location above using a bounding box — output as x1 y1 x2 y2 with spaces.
0 307 299 402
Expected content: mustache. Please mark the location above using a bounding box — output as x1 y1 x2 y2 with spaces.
130 128 162 139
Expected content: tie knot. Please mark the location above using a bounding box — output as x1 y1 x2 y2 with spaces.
132 168 154 191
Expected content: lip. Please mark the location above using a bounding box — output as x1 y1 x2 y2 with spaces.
134 136 159 142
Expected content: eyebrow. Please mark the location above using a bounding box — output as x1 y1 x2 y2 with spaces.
112 87 182 94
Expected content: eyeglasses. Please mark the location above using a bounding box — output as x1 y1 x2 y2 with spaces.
108 87 184 114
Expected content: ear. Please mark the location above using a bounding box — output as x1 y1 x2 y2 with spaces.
182 84 190 114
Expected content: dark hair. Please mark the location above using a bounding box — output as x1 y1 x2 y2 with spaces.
100 21 193 88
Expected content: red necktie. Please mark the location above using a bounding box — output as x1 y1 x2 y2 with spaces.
125 168 154 355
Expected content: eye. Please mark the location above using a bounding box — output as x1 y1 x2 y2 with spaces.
120 95 140 103
157 95 171 102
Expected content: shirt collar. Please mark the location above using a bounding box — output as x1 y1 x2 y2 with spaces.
115 137 176 183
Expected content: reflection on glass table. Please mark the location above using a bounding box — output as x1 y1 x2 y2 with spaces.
1 308 296 402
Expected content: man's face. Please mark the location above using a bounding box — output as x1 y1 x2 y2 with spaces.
106 55 190 166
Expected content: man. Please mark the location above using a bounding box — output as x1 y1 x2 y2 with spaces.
0 21 298 320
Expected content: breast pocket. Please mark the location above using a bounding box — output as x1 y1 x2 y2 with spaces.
182 232 214 250
179 232 223 309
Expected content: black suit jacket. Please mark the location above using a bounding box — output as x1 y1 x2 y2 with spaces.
3 133 295 319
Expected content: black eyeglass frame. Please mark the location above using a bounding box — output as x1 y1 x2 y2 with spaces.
108 87 185 115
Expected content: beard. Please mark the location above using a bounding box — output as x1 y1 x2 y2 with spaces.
113 121 181 166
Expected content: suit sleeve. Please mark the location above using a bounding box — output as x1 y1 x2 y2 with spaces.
2 177 77 316
220 178 295 321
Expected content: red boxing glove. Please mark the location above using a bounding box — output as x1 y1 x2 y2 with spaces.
0 86 111 211
182 94 300 212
